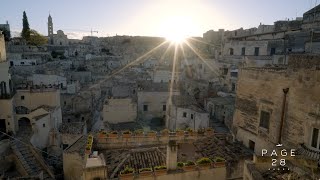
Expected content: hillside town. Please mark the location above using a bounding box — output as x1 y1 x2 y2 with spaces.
0 3 320 180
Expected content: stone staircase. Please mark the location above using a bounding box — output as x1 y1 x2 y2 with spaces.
11 127 55 180
11 140 54 179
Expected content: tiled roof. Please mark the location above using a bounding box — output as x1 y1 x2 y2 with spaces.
103 147 166 179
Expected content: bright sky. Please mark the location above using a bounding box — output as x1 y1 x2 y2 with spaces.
0 0 316 39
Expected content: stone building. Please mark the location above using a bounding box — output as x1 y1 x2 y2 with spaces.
137 82 180 121
233 54 320 155
47 14 69 46
29 74 67 88
0 21 11 41
205 96 235 130
0 32 15 134
153 66 180 83
103 85 137 124
167 95 209 130
302 4 320 29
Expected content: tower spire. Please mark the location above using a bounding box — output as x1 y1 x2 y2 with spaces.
48 13 53 44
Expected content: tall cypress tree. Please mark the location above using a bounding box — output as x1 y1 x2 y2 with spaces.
21 11 30 40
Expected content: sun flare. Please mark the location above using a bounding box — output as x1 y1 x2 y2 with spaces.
159 16 197 44
165 33 187 44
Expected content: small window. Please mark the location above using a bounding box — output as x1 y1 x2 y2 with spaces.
259 111 270 129
143 105 148 111
163 105 166 111
183 112 187 118
229 48 234 55
311 128 319 148
21 96 25 100
230 72 238 77
64 101 66 105
82 117 84 120
241 47 246 55
223 68 228 75
249 140 255 151
232 83 236 91
191 114 194 119
62 144 68 150
254 47 260 56
43 123 45 127
270 48 276 55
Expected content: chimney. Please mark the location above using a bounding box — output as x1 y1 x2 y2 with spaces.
166 140 178 170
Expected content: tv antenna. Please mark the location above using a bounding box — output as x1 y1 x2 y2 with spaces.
91 29 98 36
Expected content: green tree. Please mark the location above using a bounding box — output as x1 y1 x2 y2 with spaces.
21 11 30 40
28 29 48 46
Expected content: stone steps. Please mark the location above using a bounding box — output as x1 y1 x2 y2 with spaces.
11 140 54 179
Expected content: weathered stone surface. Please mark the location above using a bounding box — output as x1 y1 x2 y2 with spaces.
233 59 320 154
236 98 258 116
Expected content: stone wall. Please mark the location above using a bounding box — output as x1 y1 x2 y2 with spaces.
15 89 61 110
63 152 85 180
103 98 137 124
288 54 320 69
0 34 6 62
233 63 320 153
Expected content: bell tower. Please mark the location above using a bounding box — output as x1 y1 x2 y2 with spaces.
48 14 53 44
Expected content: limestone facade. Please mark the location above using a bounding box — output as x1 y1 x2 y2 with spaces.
102 98 137 124
233 54 320 154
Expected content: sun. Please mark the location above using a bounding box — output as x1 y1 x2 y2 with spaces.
159 16 196 44
165 33 187 44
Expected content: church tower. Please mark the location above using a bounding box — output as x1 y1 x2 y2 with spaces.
48 14 53 44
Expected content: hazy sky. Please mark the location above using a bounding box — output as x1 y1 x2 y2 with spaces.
0 0 316 39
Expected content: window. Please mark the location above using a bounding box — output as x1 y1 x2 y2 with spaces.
62 144 68 150
229 48 234 55
191 114 194 119
270 48 276 55
254 47 260 56
43 123 45 127
223 68 228 75
311 128 320 148
21 96 25 100
163 105 166 111
20 62 25 65
230 72 238 77
259 111 270 129
232 83 236 91
183 112 187 118
249 140 255 151
143 105 148 111
64 101 66 105
241 47 246 55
